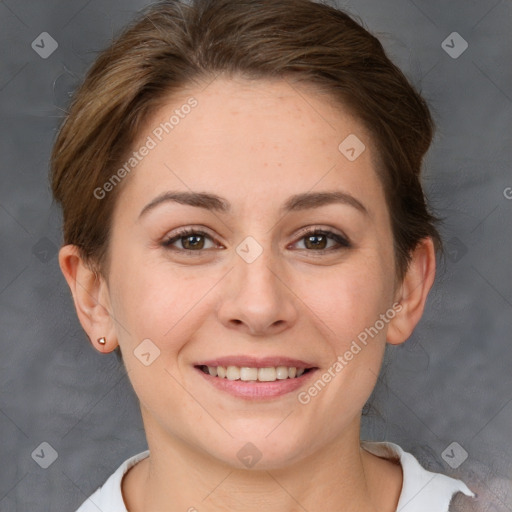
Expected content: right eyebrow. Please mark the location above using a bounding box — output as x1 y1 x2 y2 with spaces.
138 191 230 219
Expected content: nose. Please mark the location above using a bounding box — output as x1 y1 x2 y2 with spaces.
216 244 299 337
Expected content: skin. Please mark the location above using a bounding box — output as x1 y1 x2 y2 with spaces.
59 76 436 512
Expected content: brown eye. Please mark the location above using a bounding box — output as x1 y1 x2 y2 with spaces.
295 229 351 252
162 229 216 251
304 233 329 250
180 233 206 250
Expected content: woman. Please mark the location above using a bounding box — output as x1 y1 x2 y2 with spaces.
50 0 477 510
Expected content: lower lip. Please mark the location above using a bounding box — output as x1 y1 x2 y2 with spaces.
194 367 318 400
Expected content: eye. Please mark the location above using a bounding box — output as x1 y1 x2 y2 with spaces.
161 228 220 252
161 226 351 254
292 228 351 252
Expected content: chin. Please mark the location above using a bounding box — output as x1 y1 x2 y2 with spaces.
207 433 312 471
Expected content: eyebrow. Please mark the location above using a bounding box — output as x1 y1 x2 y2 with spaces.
138 190 369 219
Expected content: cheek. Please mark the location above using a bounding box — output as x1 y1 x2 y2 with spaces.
298 256 392 343
290 267 390 420
291 253 393 401
109 255 218 360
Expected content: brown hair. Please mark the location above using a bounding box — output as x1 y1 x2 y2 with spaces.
50 0 443 284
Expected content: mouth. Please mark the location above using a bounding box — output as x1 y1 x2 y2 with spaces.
193 360 319 400
195 364 316 382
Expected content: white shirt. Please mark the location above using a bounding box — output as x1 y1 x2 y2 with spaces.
75 441 476 512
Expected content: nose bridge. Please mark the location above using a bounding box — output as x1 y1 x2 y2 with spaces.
234 232 281 295
217 231 297 335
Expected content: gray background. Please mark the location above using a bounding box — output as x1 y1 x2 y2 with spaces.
0 0 511 510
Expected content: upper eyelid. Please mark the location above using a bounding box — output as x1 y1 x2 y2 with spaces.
293 225 348 240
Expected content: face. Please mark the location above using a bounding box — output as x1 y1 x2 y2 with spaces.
105 77 399 469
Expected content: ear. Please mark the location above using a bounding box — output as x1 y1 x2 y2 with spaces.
386 237 436 345
58 244 118 353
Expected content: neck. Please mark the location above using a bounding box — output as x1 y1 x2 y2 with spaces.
123 413 401 512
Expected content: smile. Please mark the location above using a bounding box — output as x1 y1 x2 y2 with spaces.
194 365 319 400
197 365 312 381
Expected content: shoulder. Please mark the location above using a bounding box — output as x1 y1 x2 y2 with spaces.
361 440 476 512
74 450 150 512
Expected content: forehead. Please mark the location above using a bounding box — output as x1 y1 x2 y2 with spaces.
116 77 386 219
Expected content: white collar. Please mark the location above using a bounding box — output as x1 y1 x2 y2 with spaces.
76 441 475 511
360 440 475 511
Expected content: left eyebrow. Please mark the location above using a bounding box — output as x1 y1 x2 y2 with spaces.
280 191 369 217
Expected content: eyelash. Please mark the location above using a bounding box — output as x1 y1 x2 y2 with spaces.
161 227 351 255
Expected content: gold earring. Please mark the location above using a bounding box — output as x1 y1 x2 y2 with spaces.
97 337 107 345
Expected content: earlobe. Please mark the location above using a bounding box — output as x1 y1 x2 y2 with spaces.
386 237 437 346
58 244 118 353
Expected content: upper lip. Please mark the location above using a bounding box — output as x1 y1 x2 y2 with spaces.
195 356 317 369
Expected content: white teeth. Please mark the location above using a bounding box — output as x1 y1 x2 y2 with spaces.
226 366 240 380
240 367 258 381
258 367 276 381
201 365 310 381
275 366 289 380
